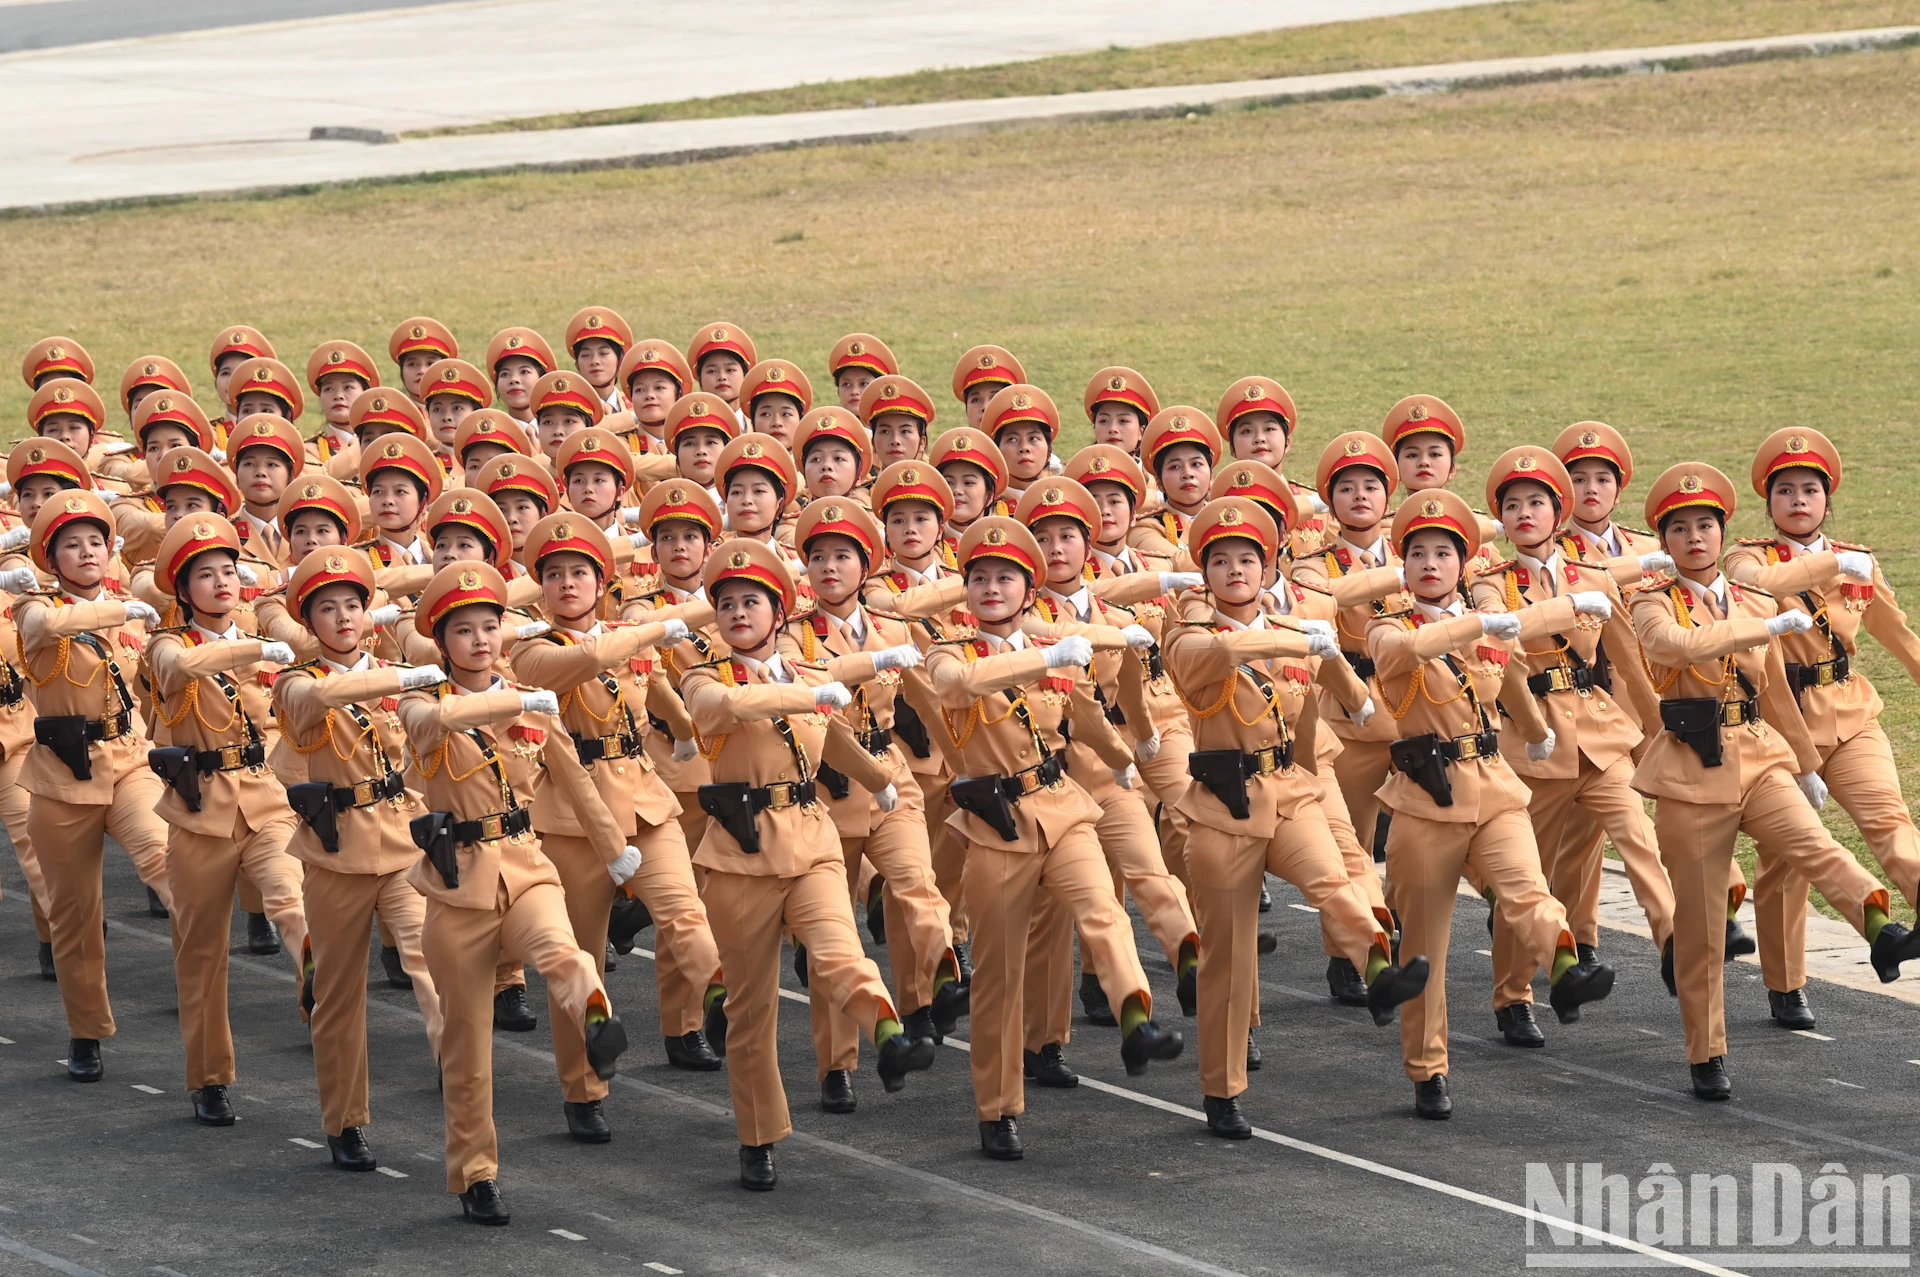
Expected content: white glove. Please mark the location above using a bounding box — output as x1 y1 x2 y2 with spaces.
1527 729 1557 762
1836 550 1873 582
873 643 923 671
259 641 296 665
122 600 161 626
1570 591 1613 619
1120 624 1155 650
1349 696 1377 727
671 737 697 763
619 506 643 528
369 604 402 628
660 618 689 644
1044 635 1094 669
1136 731 1161 762
1489 517 1505 538
398 664 445 689
0 526 27 553
1766 611 1814 637
112 536 124 558
606 845 642 885
515 621 550 640
1046 452 1066 474
1480 613 1522 641
812 681 852 710
628 532 650 550
1796 771 1829 810
0 566 38 593
519 689 560 715
874 784 898 813
96 488 121 505
1308 632 1339 660
0 482 12 499
100 440 137 457
1113 764 1137 789
1159 572 1202 592
209 448 227 464
1307 491 1329 515
1396 565 1408 588
1298 618 1335 638
1639 551 1675 575
234 563 258 586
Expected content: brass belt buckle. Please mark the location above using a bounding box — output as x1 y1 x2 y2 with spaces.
1720 702 1744 728
351 779 377 806
478 813 505 840
101 716 123 741
1812 663 1836 688
767 783 793 811
1251 747 1279 775
1455 734 1481 761
1016 769 1042 795
602 734 626 759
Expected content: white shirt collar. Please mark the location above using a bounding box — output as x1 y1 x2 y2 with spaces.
323 652 372 674
1213 609 1268 631
1091 543 1132 572
1784 532 1827 555
1043 584 1092 621
452 674 505 696
380 534 426 564
1340 533 1388 565
561 621 603 640
836 606 867 643
1574 523 1621 557
1517 546 1564 582
736 650 790 682
979 627 1026 652
193 620 241 642
1267 583 1291 615
1680 574 1729 610
1415 598 1466 620
896 559 941 585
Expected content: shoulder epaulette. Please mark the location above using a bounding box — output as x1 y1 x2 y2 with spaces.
689 657 728 671
1740 584 1775 599
1735 537 1774 547
865 605 912 623
1379 608 1415 620
1832 539 1872 553
147 623 192 637
1472 558 1516 578
1631 575 1678 594
1295 580 1332 595
1563 558 1609 571
1621 525 1654 538
279 658 323 675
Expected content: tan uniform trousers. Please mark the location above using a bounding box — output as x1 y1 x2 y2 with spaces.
1755 721 1920 993
1493 755 1676 1007
171 807 306 1089
1021 783 1195 1051
1386 809 1571 1082
1132 719 1196 888
964 824 1152 1121
544 824 721 1101
703 862 896 1147
928 785 968 945
237 876 265 917
1192 800 1389 1100
1545 811 1610 946
809 808 956 1077
304 863 442 1135
1332 738 1395 867
29 772 174 1040
1317 764 1386 959
1659 766 1883 1064
425 881 604 1193
0 753 49 939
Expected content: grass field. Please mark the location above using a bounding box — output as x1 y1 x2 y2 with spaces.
4 41 1917 916
408 0 1920 137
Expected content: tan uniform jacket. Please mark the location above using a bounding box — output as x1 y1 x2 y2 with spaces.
272 659 424 874
777 604 916 838
13 592 152 803
145 629 287 835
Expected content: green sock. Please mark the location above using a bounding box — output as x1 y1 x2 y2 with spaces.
1866 905 1890 943
703 983 726 1014
1726 894 1741 921
933 954 957 991
1550 946 1579 983
873 1017 903 1047
1365 946 1390 983
1482 889 1496 907
584 995 608 1027
1119 994 1150 1036
1177 937 1198 977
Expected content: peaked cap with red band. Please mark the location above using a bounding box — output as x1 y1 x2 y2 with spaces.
21 337 93 388
663 392 740 447
155 513 242 598
420 358 493 408
289 546 376 618
739 359 813 416
930 428 1008 495
1216 375 1296 437
619 339 692 397
1485 445 1572 514
1084 366 1158 421
715 433 795 495
637 478 722 539
1752 428 1841 497
210 325 275 373
118 355 191 411
305 340 380 391
1315 430 1398 507
1553 421 1634 486
828 333 897 380
951 345 1025 401
565 307 632 356
1645 462 1736 528
359 432 444 503
1187 496 1280 563
32 490 116 574
1065 443 1146 504
228 357 305 418
1391 487 1481 559
415 561 509 639
687 322 756 371
870 460 952 521
30 379 106 433
453 409 533 462
230 413 307 475
389 317 458 363
981 383 1059 442
424 488 512 569
485 327 555 375
1383 394 1465 454
132 392 214 450
1141 405 1221 472
1209 458 1297 533
529 370 605 425
955 515 1041 578
7 437 91 492
858 373 935 429
348 387 428 440
794 406 872 478
704 537 796 612
555 428 634 490
1014 476 1098 534
278 473 361 541
154 446 242 512
482 453 558 512
522 510 613 579
794 496 883 563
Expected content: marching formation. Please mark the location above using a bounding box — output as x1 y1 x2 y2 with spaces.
7 315 1920 1222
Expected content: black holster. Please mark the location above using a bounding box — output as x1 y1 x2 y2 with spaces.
817 762 851 801
147 746 202 812
892 695 932 759
698 782 763 855
286 781 341 853
35 715 93 781
950 774 1018 842
1659 698 1725 768
1389 735 1454 808
409 811 459 889
1342 650 1377 681
1186 749 1252 821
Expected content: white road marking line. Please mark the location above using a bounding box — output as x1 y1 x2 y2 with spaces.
242 1095 268 1104
644 1264 683 1274
1792 1029 1835 1042
412 1153 437 1162
1287 903 1318 914
1473 949 1492 957
131 1084 164 1094
153 1267 190 1277
587 1212 616 1223
1827 1078 1866 1090
53 1059 66 1066
1634 1028 1661 1036
0 1227 108 1277
375 1167 407 1179
288 1137 324 1149
549 1229 586 1242
66 1236 95 1246
1909 1059 1920 1067
0 1035 15 1044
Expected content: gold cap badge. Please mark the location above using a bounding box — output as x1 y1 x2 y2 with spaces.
1423 499 1443 516
459 570 480 589
451 498 471 514
301 483 321 498
848 341 864 356
325 555 346 572
1580 431 1598 447
1408 404 1428 421
1245 384 1263 400
822 503 842 520
1011 394 1030 411
1514 455 1535 471
1680 475 1702 493
729 550 749 568
1221 508 1242 525
985 528 1006 545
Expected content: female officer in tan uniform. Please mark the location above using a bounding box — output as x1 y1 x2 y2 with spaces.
1166 497 1426 1138
145 514 308 1125
1629 462 1920 1101
680 537 935 1190
273 547 445 1172
13 490 172 1084
398 562 636 1225
1366 489 1615 1119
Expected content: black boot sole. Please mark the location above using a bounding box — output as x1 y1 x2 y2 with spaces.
1366 956 1430 1027
585 1018 629 1081
877 1035 937 1093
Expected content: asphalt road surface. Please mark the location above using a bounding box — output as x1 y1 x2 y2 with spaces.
2 837 1914 1276
0 0 442 54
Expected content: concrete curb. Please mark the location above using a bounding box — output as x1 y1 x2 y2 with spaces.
9 24 1917 216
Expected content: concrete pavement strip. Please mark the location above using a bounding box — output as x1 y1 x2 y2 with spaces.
7 25 1917 214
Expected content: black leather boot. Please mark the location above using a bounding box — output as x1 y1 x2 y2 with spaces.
66 1037 101 1082
192 1084 236 1126
702 992 729 1058
459 1178 510 1224
1575 942 1601 970
1120 1019 1183 1076
876 1028 936 1093
792 943 808 988
1495 1002 1545 1047
607 893 652 954
1365 955 1429 1027
866 878 887 946
1690 1055 1731 1101
246 912 281 955
739 1143 777 1190
564 1099 611 1143
1548 959 1615 1023
930 978 969 1038
147 885 170 918
1246 1035 1262 1071
493 986 537 1032
820 1069 856 1113
584 1015 628 1081
1023 1043 1077 1088
328 1126 377 1170
1259 883 1272 913
1079 972 1116 1026
1414 1074 1452 1120
953 941 972 986
1326 956 1368 1005
1176 963 1197 1017
380 944 412 989
663 1030 722 1071
1768 987 1815 1030
1870 921 1920 983
1203 1095 1252 1140
1725 916 1757 958
978 1117 1023 1161
604 941 617 972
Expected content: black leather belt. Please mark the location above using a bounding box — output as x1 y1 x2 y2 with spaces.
1527 665 1596 696
1342 650 1376 680
574 730 641 765
452 807 532 844
1436 731 1501 763
753 778 817 811
82 713 133 742
1189 743 1294 777
331 772 406 809
1004 754 1066 797
1715 698 1762 727
194 741 267 773
1785 655 1850 694
855 726 892 756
